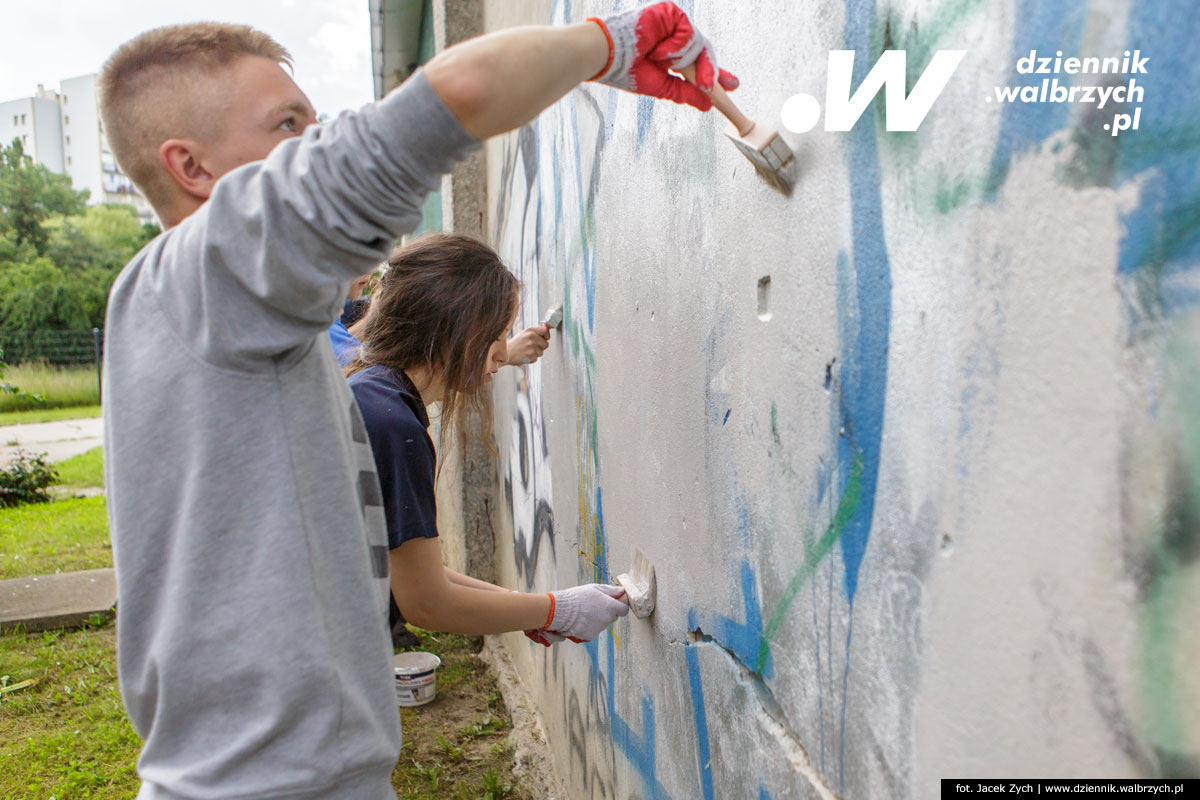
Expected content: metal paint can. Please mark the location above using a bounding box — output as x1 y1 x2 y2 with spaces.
394 651 441 707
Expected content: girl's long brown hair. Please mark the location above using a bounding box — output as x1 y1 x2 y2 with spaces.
345 234 519 460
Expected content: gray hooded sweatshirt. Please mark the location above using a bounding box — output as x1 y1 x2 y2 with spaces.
102 71 477 799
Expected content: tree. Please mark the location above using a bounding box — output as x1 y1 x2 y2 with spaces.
46 203 157 272
0 138 88 255
0 141 158 334
0 258 110 330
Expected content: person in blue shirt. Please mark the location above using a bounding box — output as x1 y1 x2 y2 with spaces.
346 233 628 644
329 273 373 367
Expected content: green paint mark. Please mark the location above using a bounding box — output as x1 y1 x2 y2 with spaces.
757 457 864 673
1137 331 1200 773
935 175 971 214
1139 553 1187 765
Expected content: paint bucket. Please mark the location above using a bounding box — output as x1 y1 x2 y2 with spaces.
394 652 441 707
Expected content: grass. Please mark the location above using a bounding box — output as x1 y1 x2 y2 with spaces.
2 458 529 799
0 446 107 579
0 496 110 580
0 618 141 799
391 628 532 800
0 364 100 413
0 404 101 427
0 621 531 800
55 446 105 490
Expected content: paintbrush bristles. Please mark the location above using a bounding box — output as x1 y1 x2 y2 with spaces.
616 547 657 619
728 133 796 197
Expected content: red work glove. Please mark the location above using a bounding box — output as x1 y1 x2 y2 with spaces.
524 629 567 647
588 2 740 111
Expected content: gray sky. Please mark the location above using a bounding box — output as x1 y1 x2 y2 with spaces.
0 0 375 118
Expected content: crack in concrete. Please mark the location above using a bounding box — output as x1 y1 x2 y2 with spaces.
688 627 840 800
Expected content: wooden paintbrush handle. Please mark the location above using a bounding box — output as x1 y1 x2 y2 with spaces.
679 63 756 138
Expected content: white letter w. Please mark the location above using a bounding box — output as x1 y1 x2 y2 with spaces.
824 50 965 132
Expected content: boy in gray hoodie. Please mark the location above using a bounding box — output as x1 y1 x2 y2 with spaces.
99 6 736 798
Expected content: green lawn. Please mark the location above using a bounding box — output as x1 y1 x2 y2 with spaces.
1 622 530 800
55 446 105 490
0 619 141 799
1 447 528 799
0 404 101 427
0 496 109 580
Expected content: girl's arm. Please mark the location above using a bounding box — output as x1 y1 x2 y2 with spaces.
392 537 551 633
392 537 629 639
444 566 509 593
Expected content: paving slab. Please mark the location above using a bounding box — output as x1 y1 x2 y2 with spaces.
0 417 103 465
0 568 115 633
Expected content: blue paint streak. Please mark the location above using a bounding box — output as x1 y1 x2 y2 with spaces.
568 97 596 332
594 486 609 581
605 84 619 143
831 2 895 792
602 635 672 800
688 559 773 678
838 6 890 606
811 540 826 773
722 408 731 425
637 96 656 149
838 610 855 795
759 786 773 800
1116 0 1200 316
985 0 1087 197
685 647 715 800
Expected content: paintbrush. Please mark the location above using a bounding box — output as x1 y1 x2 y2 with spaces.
543 303 564 329
680 64 795 196
616 547 657 619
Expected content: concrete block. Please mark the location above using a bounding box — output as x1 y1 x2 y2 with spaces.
0 568 115 633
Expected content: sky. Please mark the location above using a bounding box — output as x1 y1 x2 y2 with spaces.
0 0 375 118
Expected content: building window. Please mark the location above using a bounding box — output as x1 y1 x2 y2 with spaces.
65 136 71 145
20 114 26 125
64 115 69 125
67 156 72 165
11 115 16 126
63 95 67 104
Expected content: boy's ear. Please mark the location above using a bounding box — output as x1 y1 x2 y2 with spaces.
159 139 215 201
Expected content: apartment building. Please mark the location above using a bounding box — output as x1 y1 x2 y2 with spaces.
0 74 154 224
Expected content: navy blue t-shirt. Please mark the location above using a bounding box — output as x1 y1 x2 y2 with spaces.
346 364 438 549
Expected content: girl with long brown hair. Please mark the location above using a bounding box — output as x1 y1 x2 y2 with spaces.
346 233 628 646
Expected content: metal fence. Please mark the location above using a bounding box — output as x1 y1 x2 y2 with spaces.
0 329 103 367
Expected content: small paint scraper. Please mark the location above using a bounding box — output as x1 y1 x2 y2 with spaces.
543 303 564 329
616 547 657 619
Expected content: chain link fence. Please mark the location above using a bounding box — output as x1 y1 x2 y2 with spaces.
0 329 103 367
0 329 104 406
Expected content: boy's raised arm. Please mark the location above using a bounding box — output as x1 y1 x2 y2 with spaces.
425 3 736 140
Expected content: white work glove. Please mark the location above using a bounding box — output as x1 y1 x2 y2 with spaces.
542 584 628 642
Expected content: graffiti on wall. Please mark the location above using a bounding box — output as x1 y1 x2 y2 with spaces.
488 0 1199 796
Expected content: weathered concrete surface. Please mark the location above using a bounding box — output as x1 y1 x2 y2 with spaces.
0 568 115 632
0 417 103 465
462 1 1200 798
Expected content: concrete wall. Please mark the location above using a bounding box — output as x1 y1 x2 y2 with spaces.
473 1 1199 797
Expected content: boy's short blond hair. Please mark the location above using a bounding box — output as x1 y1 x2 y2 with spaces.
99 23 292 216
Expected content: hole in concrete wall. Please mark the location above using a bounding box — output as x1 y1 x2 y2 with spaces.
757 275 772 321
